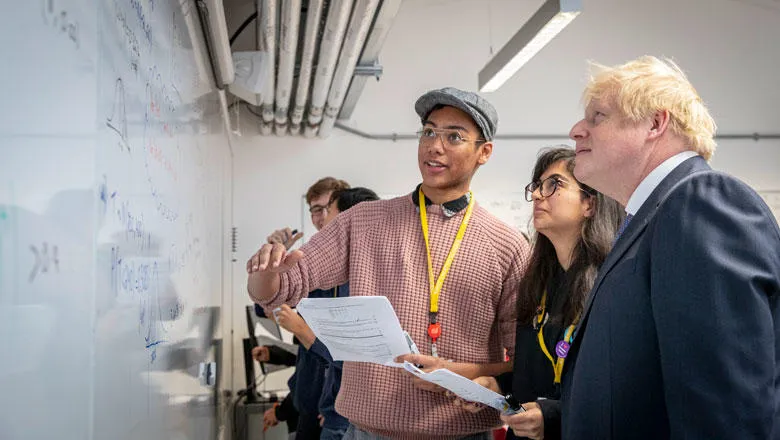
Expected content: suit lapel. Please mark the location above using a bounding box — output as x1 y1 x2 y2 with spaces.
571 156 711 345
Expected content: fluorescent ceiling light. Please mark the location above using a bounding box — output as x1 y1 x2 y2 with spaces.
479 0 581 93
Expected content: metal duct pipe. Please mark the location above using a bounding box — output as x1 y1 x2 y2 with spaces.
339 0 402 119
274 0 301 135
290 0 325 135
318 0 380 138
304 0 354 138
258 0 277 135
334 122 780 142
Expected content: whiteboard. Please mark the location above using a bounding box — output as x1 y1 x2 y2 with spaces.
0 1 230 440
478 191 533 235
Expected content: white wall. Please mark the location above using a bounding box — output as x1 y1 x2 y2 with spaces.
226 0 780 391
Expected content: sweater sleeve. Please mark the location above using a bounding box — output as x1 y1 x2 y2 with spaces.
274 394 295 422
308 338 335 364
258 209 354 309
266 345 297 367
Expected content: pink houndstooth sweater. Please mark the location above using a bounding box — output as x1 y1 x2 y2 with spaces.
255 192 530 439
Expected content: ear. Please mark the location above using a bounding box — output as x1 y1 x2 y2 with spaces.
581 194 595 218
477 141 493 165
648 110 671 141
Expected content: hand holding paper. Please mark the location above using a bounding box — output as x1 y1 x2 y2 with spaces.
396 353 450 393
402 362 524 415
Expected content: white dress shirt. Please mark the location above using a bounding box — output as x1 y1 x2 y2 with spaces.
625 151 699 216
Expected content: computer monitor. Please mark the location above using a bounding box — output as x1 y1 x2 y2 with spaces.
244 305 296 376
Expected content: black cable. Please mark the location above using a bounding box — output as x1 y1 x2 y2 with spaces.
233 374 267 440
230 12 258 46
238 100 264 120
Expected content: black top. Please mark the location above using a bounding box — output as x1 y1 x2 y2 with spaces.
267 345 297 366
499 265 568 440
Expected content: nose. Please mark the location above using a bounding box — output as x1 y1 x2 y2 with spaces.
532 187 544 201
427 132 446 154
569 119 587 141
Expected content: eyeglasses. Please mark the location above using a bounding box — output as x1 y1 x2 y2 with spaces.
524 176 591 202
416 127 485 148
309 204 328 216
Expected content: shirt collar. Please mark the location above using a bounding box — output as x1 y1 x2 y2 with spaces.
412 184 472 218
625 151 699 215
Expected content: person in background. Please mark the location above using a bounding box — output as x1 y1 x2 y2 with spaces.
322 187 380 225
252 341 299 434
274 187 380 440
260 176 350 439
563 55 780 439
469 147 622 440
247 87 530 439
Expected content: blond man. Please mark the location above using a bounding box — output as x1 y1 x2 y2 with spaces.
562 56 780 439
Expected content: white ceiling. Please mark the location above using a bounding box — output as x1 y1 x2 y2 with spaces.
343 0 780 136
725 0 780 12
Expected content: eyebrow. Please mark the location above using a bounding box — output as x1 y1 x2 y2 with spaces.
588 103 608 115
541 173 568 181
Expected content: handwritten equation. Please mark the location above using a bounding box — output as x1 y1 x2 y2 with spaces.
96 0 213 365
129 0 153 47
28 242 59 283
106 78 131 153
113 7 141 74
42 0 80 48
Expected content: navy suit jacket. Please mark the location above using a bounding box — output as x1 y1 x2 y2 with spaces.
561 156 780 439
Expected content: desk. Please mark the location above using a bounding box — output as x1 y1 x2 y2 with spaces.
235 399 290 440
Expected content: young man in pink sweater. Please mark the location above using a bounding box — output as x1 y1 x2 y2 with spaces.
247 88 530 439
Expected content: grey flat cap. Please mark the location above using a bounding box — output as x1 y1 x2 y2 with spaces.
414 87 498 141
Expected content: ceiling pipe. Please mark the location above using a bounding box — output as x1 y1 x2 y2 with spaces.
289 0 325 135
258 0 277 135
334 122 780 143
317 0 380 138
304 0 354 138
338 0 402 120
274 0 301 136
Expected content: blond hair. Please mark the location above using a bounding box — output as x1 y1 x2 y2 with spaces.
583 56 717 160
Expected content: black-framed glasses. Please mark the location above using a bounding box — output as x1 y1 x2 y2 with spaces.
416 127 485 148
524 176 591 202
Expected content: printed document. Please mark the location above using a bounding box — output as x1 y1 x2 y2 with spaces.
296 296 411 366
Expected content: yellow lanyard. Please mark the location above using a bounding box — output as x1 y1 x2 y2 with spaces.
418 187 475 314
536 290 577 384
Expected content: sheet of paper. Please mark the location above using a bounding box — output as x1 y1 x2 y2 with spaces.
296 296 411 366
403 362 521 415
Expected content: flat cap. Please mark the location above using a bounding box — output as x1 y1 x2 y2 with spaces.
414 87 498 141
